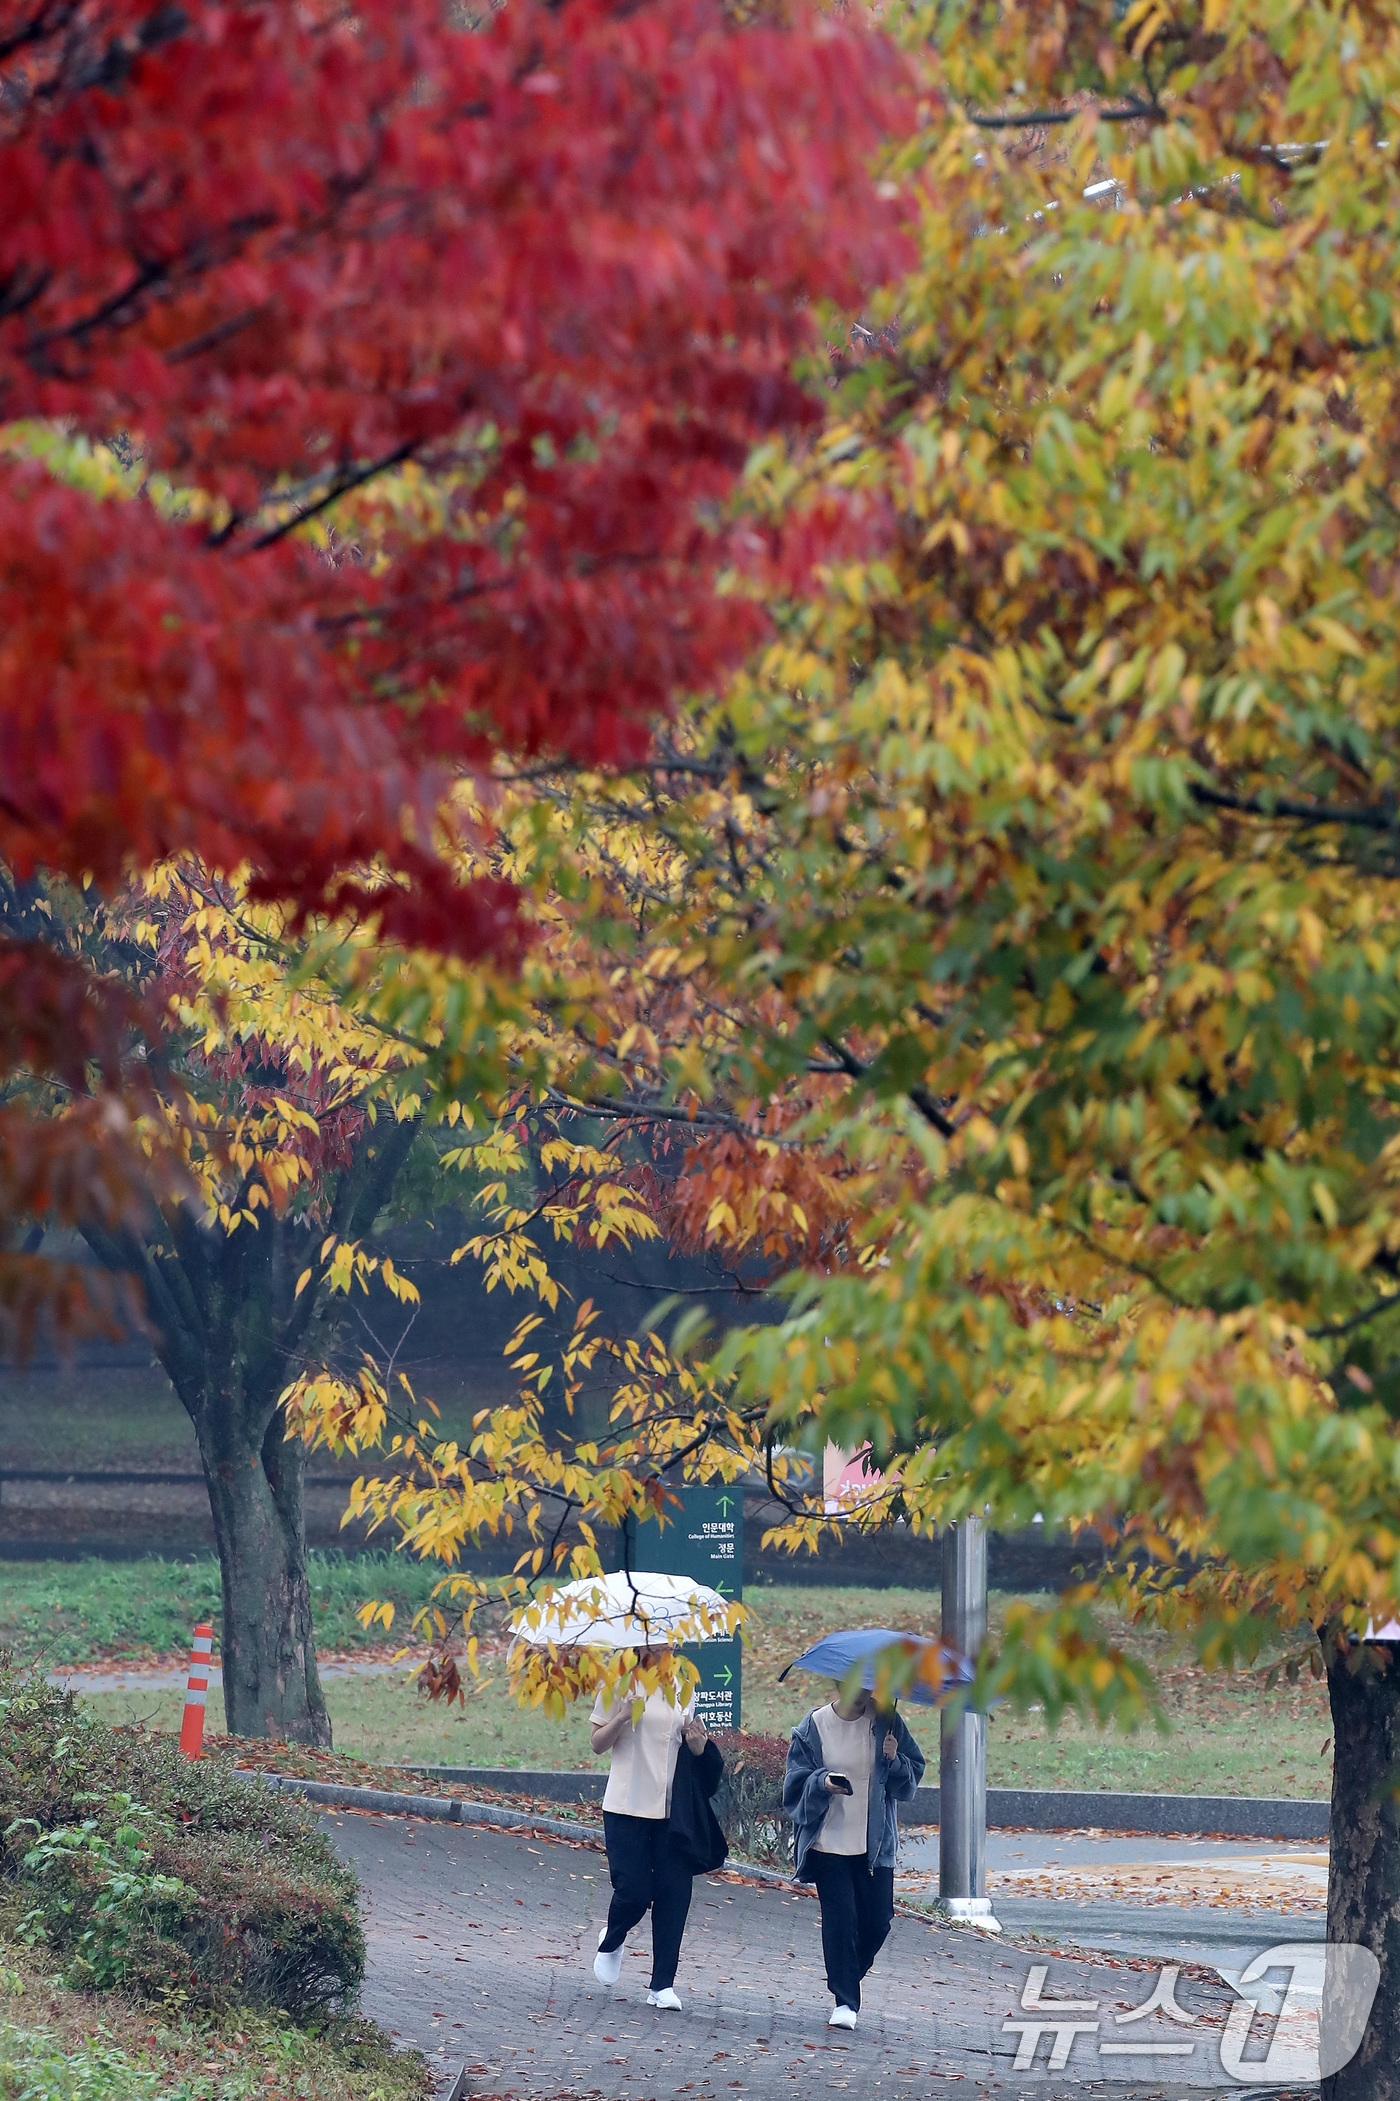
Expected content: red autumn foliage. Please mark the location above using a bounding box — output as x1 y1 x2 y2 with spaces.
710 1727 792 1781
0 0 913 1333
661 1118 864 1271
1 0 912 944
0 938 152 1096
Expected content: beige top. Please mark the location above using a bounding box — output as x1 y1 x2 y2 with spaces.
591 1686 693 1819
812 1703 874 1855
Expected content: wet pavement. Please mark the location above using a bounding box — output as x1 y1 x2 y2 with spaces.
48 1653 412 1693
321 1811 1321 2099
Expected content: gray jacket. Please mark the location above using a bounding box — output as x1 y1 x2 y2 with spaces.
783 1707 926 1879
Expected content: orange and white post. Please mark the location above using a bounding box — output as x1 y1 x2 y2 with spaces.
178 1622 214 1759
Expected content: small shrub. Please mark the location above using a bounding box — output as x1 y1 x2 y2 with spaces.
711 1729 791 1869
11 1800 191 1989
0 1660 363 2020
0 2015 171 2101
0 2015 181 2101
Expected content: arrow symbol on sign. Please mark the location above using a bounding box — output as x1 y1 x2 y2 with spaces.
714 1666 733 1686
717 1494 734 1515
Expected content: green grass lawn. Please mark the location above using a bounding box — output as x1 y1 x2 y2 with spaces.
74 1672 601 1770
39 1564 1334 1800
0 1551 453 1664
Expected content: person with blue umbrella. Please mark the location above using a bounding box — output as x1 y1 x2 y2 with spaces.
781 1629 964 2030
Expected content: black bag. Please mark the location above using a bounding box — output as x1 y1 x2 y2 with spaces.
667 1736 728 1874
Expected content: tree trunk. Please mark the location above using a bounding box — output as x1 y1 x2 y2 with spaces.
197 1390 330 1747
83 1114 419 1747
1323 1642 1400 2100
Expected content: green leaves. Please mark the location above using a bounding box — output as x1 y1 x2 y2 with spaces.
529 0 1400 1660
263 1 1400 1736
17 1801 192 1992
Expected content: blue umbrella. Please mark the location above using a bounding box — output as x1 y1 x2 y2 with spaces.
778 1627 974 1707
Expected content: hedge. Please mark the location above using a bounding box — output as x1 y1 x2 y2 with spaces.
711 1730 791 1869
0 1660 363 2020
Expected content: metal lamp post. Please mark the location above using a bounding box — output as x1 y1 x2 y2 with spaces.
937 1515 1000 1930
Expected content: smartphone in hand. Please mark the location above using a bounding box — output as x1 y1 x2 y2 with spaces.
828 1772 854 1795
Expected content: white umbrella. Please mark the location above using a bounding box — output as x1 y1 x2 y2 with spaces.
511 1570 732 1651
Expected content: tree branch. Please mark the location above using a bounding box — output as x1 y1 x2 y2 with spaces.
80 1217 206 1416
821 1033 957 1140
1193 782 1398 832
541 1085 741 1133
245 441 419 552
1307 1294 1400 1341
277 1111 423 1364
969 99 1166 129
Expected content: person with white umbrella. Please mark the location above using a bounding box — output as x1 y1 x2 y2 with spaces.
513 1572 730 2012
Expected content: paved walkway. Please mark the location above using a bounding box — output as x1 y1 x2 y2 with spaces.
48 1654 413 1693
321 1812 1323 2100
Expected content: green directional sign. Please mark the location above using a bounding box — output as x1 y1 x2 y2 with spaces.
621 1482 743 1730
686 1639 740 1730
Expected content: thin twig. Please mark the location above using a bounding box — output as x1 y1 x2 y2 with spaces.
1307 1295 1400 1341
969 99 1165 129
248 441 419 551
1193 783 1398 832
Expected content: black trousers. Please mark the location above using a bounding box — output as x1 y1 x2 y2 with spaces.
808 1851 895 2012
600 1811 695 1990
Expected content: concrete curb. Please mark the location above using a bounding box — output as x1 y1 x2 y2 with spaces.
252 1770 607 1846
252 1769 803 1891
409 1764 606 1803
254 1766 1330 1844
403 1765 1330 1841
969 1786 1329 1840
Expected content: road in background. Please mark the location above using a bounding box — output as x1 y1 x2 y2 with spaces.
900 1827 1326 1971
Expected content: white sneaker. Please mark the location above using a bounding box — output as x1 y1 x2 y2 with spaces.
593 1932 623 1986
647 1987 682 2011
828 2005 857 2030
